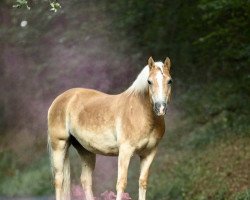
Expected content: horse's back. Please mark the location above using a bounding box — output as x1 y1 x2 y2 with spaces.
48 88 107 139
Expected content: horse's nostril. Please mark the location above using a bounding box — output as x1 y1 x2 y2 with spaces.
155 102 166 109
155 102 161 108
154 102 168 115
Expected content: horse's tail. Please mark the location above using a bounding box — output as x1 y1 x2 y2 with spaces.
62 150 71 200
47 135 54 177
48 134 71 200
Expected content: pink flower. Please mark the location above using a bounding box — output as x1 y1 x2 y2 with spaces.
100 191 132 200
72 184 85 200
71 186 132 200
100 191 116 200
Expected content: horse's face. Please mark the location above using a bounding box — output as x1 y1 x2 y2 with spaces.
147 57 172 116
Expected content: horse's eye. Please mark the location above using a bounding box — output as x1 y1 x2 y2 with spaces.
168 79 173 85
147 80 152 85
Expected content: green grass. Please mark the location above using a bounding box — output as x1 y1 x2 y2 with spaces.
146 125 250 200
0 151 53 196
143 79 250 200
234 190 250 200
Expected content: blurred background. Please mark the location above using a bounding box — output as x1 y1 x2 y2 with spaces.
0 0 249 199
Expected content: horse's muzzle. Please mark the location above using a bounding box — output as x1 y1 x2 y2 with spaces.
154 102 167 116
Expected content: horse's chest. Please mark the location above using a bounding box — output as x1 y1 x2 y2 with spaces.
135 134 159 152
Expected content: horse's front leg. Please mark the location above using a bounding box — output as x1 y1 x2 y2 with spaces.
116 144 135 200
138 148 157 200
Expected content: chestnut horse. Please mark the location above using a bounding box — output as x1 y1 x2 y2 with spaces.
48 57 172 200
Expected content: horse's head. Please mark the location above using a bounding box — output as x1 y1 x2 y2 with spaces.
147 57 172 116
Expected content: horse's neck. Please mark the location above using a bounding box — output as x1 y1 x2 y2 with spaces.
121 90 154 116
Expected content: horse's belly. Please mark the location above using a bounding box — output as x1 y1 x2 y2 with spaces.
71 128 119 156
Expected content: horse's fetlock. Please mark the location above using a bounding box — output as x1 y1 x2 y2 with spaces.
54 178 63 188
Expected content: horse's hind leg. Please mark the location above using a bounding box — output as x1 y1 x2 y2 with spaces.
49 135 71 200
72 137 96 200
79 151 96 200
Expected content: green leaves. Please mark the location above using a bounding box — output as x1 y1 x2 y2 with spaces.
13 0 61 12
13 0 30 10
195 0 250 74
50 2 61 12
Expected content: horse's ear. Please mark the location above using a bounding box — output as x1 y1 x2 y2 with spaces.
148 56 155 70
164 57 171 71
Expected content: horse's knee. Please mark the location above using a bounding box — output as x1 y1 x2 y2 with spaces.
139 178 147 190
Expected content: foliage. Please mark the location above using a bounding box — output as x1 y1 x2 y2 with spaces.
12 0 61 12
234 190 250 200
0 151 53 196
108 0 250 82
0 0 249 198
49 2 61 12
13 0 30 10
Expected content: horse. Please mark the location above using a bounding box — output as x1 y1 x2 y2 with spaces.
47 56 172 200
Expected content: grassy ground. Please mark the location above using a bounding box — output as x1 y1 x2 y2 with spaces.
0 132 52 196
146 115 250 200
